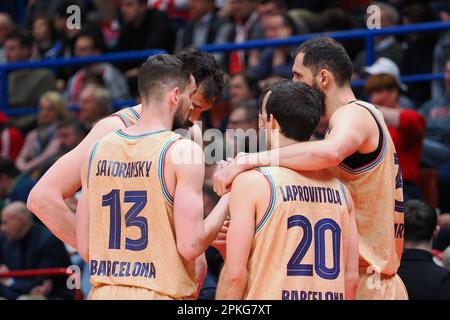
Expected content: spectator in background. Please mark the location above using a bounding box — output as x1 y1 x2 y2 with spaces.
78 84 112 130
225 100 259 157
432 1 450 100
26 0 68 26
15 92 67 180
175 0 232 66
353 2 404 76
419 57 450 169
64 30 129 104
0 13 15 63
39 118 87 175
444 246 450 271
225 0 264 74
0 112 24 162
229 72 260 109
55 119 87 154
0 202 73 300
398 200 450 300
250 13 296 80
0 159 36 207
148 0 190 21
364 58 426 200
30 14 62 60
256 0 307 32
320 8 362 61
257 0 286 24
5 31 56 108
116 0 175 95
401 3 438 107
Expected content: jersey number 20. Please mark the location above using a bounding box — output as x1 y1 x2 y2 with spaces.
102 189 148 251
287 215 341 280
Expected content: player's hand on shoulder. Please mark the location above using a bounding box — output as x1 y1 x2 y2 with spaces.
213 153 251 196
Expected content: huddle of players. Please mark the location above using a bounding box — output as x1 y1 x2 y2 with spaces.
28 38 407 300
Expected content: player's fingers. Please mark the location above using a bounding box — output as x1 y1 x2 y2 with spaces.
213 171 222 195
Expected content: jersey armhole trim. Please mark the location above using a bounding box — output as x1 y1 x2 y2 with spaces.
338 103 388 174
87 141 101 188
158 136 181 206
255 167 277 233
109 113 130 128
128 107 140 121
337 180 349 210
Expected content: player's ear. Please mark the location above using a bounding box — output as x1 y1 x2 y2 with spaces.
318 69 331 89
169 87 180 111
269 114 277 130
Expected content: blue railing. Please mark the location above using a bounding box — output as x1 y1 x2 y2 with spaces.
1 21 450 116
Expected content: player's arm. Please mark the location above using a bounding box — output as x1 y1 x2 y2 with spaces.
27 116 125 249
75 143 93 262
344 189 359 300
213 106 375 195
171 139 230 262
216 171 261 300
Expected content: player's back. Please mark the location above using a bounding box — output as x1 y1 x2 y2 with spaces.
245 167 351 300
86 128 197 299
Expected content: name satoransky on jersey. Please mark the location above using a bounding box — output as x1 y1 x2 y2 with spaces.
95 160 152 178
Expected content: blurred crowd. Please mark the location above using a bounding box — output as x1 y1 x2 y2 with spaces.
0 0 449 300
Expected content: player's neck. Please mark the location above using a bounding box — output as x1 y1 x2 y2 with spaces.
270 133 299 149
127 102 171 133
324 86 356 120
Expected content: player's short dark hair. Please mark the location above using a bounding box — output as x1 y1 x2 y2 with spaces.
0 158 19 178
404 200 438 242
176 47 226 102
293 37 353 87
5 31 33 49
259 80 323 142
138 54 192 101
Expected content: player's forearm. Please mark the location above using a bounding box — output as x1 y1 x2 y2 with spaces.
201 195 230 253
246 140 342 171
195 254 207 298
216 265 247 300
27 186 78 249
345 272 359 300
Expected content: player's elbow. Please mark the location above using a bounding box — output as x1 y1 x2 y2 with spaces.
324 146 346 166
27 186 47 218
177 241 202 262
222 265 247 287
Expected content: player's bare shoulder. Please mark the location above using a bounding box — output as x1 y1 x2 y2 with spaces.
167 137 205 168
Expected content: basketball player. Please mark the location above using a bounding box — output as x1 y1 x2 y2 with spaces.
213 37 407 300
26 49 226 291
216 81 359 300
76 55 230 300
27 47 225 249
